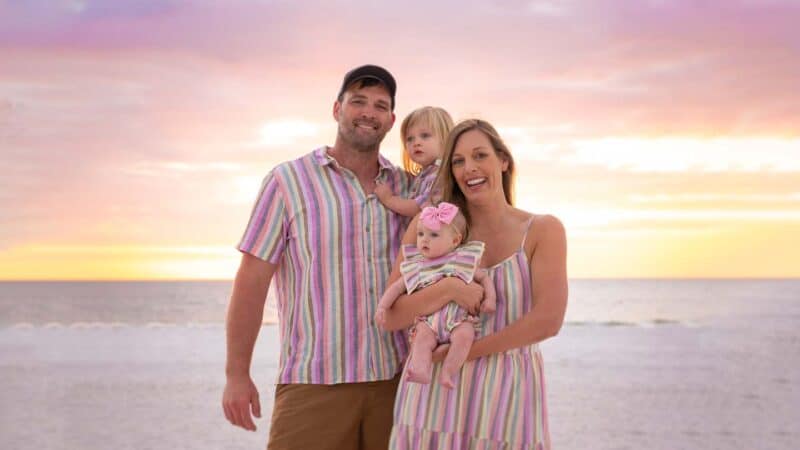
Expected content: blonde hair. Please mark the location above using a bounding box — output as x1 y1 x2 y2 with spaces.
400 106 454 175
437 119 516 224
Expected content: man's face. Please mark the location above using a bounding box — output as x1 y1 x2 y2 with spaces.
333 83 395 152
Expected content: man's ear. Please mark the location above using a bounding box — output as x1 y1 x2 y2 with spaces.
333 100 341 122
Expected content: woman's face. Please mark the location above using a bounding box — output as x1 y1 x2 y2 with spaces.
450 129 508 204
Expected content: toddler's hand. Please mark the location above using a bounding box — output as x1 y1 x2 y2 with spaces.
374 182 392 201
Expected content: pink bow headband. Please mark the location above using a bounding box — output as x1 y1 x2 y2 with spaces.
420 202 459 231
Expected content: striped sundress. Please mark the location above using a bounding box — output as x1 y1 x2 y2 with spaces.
390 218 550 450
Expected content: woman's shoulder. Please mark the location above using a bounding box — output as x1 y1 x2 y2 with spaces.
517 210 566 252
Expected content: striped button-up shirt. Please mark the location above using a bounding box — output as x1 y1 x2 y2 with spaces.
238 147 413 384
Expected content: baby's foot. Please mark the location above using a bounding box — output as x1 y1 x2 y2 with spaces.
405 363 432 384
439 370 456 389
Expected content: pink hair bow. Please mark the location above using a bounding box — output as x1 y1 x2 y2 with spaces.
420 202 459 230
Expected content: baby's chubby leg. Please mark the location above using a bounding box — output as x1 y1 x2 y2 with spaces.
439 322 475 389
406 324 437 384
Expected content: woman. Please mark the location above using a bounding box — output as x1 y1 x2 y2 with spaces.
380 119 568 449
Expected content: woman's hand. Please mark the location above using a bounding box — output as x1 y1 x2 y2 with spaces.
450 279 484 315
431 344 450 363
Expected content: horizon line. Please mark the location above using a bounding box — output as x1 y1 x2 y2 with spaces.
1 277 798 282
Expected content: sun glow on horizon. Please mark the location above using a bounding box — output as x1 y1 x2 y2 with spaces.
2 0 798 280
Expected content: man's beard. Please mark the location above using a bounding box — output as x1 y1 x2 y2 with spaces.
338 121 386 152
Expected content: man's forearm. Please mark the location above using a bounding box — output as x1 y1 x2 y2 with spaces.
225 254 274 377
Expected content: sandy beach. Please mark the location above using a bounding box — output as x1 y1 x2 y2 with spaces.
1 280 798 449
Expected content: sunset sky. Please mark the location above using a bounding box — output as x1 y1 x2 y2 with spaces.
1 0 798 280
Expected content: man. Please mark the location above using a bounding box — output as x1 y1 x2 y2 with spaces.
222 65 413 450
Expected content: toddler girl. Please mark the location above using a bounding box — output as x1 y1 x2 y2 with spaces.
375 106 453 215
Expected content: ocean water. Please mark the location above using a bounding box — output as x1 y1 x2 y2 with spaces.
0 280 798 449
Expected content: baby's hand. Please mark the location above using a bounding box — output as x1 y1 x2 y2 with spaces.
480 298 496 314
374 182 392 201
374 307 387 329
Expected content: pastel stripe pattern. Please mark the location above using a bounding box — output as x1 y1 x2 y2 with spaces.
389 223 551 449
400 241 485 294
412 160 441 207
238 147 413 384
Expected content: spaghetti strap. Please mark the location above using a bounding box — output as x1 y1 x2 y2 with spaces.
519 215 536 249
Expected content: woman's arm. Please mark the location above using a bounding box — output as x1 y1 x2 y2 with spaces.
466 214 568 360
380 216 485 331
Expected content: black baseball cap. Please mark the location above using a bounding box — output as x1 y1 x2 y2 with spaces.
337 64 397 110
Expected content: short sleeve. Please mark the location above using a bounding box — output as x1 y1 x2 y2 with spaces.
450 241 485 283
412 169 439 207
399 247 424 294
237 171 287 264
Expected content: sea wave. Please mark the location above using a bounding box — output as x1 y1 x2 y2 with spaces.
5 320 277 330
564 318 689 327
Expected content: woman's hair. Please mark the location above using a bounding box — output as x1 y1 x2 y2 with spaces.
400 106 454 175
437 119 516 224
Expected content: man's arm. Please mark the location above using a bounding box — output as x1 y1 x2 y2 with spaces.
222 253 278 432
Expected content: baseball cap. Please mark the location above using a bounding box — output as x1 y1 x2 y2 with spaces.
337 64 397 110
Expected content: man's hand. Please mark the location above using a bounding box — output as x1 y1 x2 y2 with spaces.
374 182 392 201
222 374 261 431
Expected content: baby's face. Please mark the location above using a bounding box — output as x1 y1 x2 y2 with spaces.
416 222 460 259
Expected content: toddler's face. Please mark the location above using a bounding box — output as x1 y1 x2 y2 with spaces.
405 123 441 168
416 222 460 259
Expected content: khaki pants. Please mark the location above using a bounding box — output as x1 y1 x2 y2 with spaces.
267 374 400 450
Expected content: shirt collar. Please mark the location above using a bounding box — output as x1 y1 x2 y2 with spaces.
314 146 395 173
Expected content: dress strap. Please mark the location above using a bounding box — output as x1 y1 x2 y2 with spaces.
519 215 536 249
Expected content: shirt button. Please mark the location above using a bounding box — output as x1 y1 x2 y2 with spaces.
365 226 371 232
369 288 375 294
